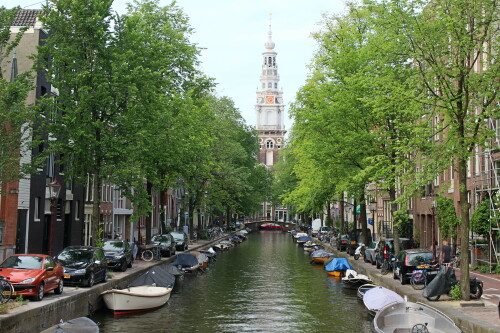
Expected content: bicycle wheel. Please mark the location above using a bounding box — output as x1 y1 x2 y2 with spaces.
410 272 427 290
0 280 13 304
142 250 154 262
381 261 390 275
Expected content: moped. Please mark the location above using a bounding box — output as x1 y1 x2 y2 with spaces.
354 243 365 260
422 265 483 301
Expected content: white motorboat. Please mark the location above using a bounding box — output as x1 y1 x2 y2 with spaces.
101 285 173 316
342 269 372 289
373 301 462 333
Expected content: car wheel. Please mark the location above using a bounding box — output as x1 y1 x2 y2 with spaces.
399 271 407 285
376 258 381 269
33 282 44 301
120 260 127 272
103 268 108 282
393 268 399 280
128 258 133 268
54 279 63 294
87 272 95 287
184 244 188 251
370 257 375 265
172 248 176 256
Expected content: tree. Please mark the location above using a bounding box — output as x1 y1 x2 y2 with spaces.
437 196 460 240
0 7 36 185
388 0 499 301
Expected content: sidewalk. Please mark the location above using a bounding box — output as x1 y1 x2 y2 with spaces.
328 244 500 333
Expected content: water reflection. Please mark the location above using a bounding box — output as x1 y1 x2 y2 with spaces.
93 232 372 333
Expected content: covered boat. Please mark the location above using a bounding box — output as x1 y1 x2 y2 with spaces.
342 269 372 289
101 265 175 316
40 317 99 333
310 249 334 264
296 235 311 246
171 253 200 273
259 223 283 231
190 251 209 271
363 286 404 316
324 257 352 277
373 301 462 333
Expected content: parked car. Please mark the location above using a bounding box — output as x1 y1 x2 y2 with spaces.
319 226 332 235
375 238 412 268
336 234 349 251
55 246 107 287
103 240 133 272
170 231 189 251
393 248 435 284
364 241 380 264
151 234 176 257
0 254 63 301
347 229 372 256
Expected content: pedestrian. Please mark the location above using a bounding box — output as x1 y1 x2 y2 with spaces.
441 240 452 264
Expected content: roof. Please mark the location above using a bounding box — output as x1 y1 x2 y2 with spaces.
13 9 42 27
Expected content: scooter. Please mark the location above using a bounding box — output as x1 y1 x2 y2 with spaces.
354 243 365 260
422 265 483 301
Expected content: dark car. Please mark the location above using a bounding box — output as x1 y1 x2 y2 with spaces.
375 238 412 268
55 246 107 287
336 234 349 251
103 240 133 272
393 248 434 284
170 231 189 251
151 234 176 257
347 229 372 256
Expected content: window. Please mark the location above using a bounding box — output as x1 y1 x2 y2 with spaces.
75 201 80 221
268 82 272 88
474 147 480 175
266 140 274 149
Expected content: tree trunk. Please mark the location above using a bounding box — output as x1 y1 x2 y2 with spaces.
339 194 345 234
91 173 101 247
360 191 369 245
458 156 471 300
145 181 152 244
389 186 400 255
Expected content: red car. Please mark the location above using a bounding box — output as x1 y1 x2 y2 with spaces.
0 254 64 301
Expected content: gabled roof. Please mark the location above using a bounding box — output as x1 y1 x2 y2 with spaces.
13 9 42 27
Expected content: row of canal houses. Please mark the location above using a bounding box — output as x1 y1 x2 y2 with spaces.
0 10 191 262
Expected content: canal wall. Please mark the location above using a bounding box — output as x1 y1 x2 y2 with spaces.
326 243 500 333
0 239 219 333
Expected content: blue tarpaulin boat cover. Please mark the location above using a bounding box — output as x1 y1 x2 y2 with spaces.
325 257 352 272
297 236 312 242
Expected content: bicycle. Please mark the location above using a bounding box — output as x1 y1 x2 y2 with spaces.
410 264 438 290
141 244 162 262
381 254 395 275
0 276 14 304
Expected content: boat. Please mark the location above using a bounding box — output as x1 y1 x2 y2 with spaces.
324 257 352 277
310 249 334 264
40 317 99 333
293 232 308 242
101 265 176 316
357 283 377 300
303 241 318 252
190 251 209 271
259 223 283 231
296 235 311 246
373 301 463 333
171 253 200 273
342 269 372 289
363 286 404 316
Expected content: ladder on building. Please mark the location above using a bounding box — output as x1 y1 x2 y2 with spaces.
475 117 500 268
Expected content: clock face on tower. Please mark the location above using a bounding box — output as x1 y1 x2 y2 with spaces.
265 95 274 104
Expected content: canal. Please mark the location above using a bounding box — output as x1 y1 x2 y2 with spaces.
92 231 373 332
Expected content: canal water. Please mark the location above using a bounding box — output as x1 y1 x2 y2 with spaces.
92 231 373 332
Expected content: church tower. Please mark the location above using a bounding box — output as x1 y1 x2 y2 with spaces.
255 20 287 222
255 21 286 167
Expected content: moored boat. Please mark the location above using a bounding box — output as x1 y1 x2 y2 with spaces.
190 251 209 271
40 317 99 333
373 301 462 333
324 257 352 277
101 265 176 316
357 283 377 300
171 253 200 273
296 235 311 246
363 286 404 316
259 223 283 231
310 249 334 264
342 269 372 289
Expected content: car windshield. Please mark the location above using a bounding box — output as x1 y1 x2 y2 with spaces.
0 255 43 269
103 241 124 251
408 252 434 265
170 233 183 240
57 249 93 263
152 235 168 242
340 235 349 240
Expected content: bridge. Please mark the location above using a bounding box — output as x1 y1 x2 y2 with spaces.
243 220 296 232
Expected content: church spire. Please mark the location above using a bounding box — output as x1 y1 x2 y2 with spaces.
265 13 275 50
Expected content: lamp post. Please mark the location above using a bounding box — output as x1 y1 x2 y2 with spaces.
48 179 62 256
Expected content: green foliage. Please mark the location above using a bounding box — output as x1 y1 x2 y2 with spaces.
494 264 500 275
95 226 104 248
471 200 493 238
450 283 462 300
436 196 459 239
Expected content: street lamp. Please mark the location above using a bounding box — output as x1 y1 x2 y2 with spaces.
48 179 62 256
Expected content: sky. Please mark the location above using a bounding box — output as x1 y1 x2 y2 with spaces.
8 0 348 129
